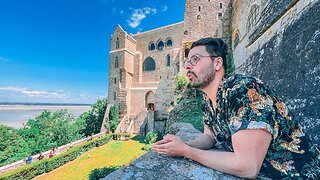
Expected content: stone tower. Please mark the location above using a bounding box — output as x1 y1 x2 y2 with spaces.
182 0 229 58
108 25 136 117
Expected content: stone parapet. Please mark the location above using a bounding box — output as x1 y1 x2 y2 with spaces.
103 123 250 180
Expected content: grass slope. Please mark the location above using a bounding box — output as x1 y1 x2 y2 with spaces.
35 139 147 180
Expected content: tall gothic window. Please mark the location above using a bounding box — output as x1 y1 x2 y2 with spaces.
167 54 171 66
143 57 156 71
219 2 223 8
113 92 116 100
247 5 260 32
114 57 119 68
166 39 173 47
115 37 120 49
198 6 201 12
148 42 155 51
157 41 164 51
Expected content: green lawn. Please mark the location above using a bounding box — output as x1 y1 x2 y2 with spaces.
35 139 147 180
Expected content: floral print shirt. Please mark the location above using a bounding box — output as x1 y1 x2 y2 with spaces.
200 74 319 179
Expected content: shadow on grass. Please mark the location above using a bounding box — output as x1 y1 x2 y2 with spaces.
131 135 146 144
89 166 122 180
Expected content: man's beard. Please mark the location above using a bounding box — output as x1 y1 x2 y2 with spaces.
189 64 215 89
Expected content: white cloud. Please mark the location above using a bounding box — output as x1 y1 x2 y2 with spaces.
0 86 63 97
127 7 157 28
0 86 106 104
162 6 168 12
120 10 124 15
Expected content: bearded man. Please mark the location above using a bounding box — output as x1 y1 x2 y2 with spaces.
152 37 319 179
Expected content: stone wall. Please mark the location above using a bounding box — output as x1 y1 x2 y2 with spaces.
129 88 156 115
134 22 184 83
183 0 229 43
231 0 320 146
100 104 113 132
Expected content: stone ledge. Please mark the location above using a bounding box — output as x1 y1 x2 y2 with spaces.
103 123 242 180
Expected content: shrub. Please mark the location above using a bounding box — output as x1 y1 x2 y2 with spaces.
145 131 158 144
112 133 131 141
174 75 189 104
0 134 113 180
142 131 158 150
88 166 120 180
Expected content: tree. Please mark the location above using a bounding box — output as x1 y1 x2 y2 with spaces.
0 109 86 166
81 99 108 136
18 110 85 154
109 105 119 133
0 125 25 166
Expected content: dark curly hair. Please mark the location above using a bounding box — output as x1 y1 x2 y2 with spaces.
190 37 228 72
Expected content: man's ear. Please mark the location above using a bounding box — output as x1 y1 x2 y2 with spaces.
215 57 224 71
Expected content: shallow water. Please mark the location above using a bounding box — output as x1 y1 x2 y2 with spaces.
0 105 91 128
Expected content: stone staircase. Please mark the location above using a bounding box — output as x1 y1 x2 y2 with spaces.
115 116 130 133
114 110 152 134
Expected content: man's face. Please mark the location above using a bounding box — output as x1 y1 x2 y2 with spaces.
186 45 216 89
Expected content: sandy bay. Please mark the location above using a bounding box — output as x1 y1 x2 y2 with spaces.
0 105 91 128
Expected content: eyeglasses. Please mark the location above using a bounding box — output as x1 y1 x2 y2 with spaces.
185 54 217 67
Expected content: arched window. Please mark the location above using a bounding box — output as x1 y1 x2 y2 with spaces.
197 15 201 20
114 57 119 68
157 41 164 51
143 57 156 71
115 37 120 49
234 33 240 49
198 6 201 12
166 39 173 47
247 5 260 32
167 54 171 66
148 42 155 51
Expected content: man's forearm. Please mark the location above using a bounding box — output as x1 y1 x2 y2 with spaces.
183 146 258 179
186 134 215 150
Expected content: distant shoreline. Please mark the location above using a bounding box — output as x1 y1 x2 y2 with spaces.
0 105 92 128
0 102 92 106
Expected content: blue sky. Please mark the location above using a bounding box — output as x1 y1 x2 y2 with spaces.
0 0 185 104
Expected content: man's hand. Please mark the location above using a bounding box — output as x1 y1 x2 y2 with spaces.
152 134 190 156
